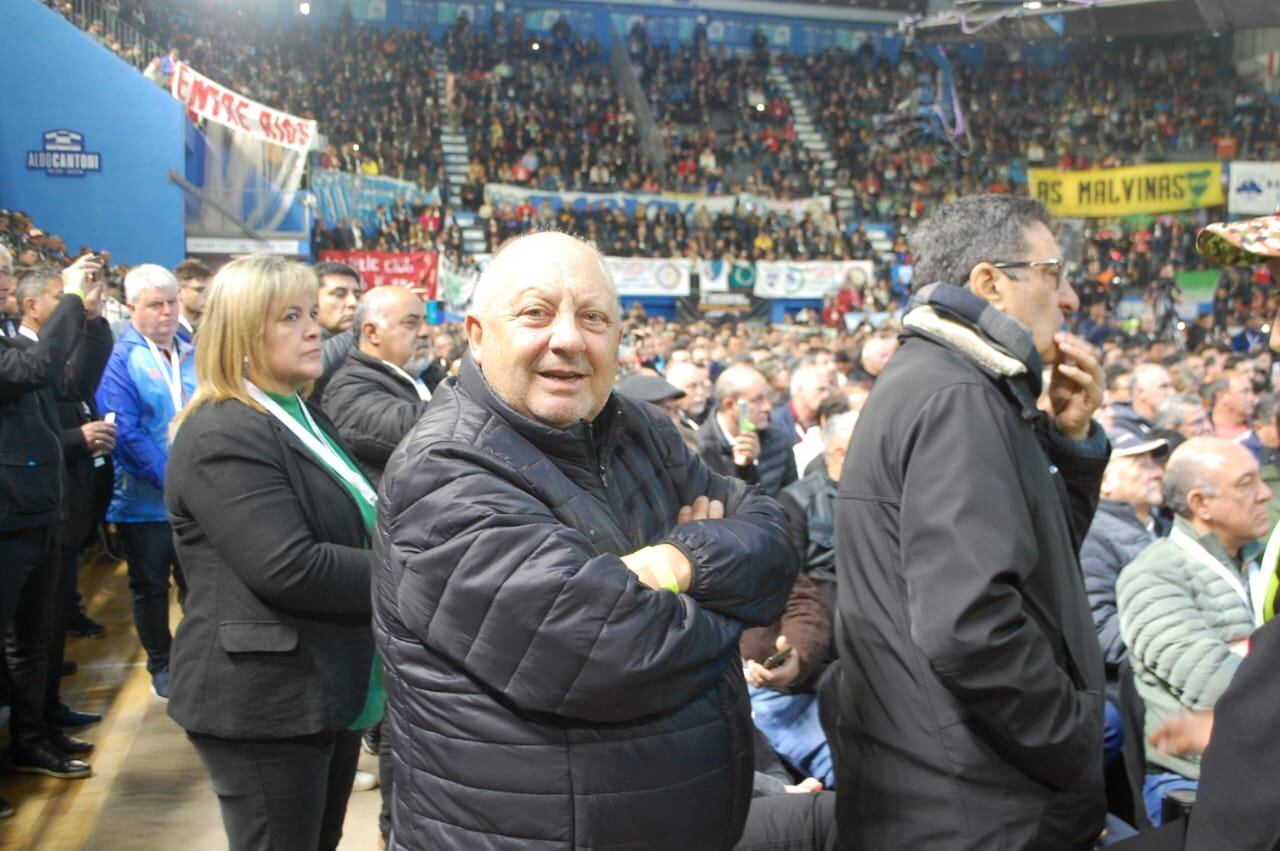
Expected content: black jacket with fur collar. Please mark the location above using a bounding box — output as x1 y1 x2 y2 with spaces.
835 283 1111 850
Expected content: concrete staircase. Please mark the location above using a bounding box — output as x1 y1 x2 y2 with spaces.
768 66 847 214
433 48 486 254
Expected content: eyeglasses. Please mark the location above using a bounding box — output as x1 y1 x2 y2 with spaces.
991 258 1064 286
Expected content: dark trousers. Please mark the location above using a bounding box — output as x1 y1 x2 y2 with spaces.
736 792 838 851
188 729 362 851
0 524 59 746
118 521 183 673
375 723 394 840
44 540 81 715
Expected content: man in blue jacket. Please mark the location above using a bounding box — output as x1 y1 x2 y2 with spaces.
95 264 196 701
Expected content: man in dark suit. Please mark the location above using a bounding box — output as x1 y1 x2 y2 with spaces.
324 285 432 487
14 267 115 731
323 283 432 843
0 255 104 798
697 363 798 498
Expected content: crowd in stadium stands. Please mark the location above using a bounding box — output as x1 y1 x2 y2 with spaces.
791 36 1280 222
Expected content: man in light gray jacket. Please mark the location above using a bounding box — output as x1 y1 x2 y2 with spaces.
1117 436 1272 825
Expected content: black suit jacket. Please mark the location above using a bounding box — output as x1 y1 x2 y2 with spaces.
13 317 115 544
0 296 85 534
322 349 430 488
165 397 374 739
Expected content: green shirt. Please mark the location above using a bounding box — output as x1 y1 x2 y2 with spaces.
266 391 377 534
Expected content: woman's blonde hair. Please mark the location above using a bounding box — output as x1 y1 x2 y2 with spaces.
174 254 318 428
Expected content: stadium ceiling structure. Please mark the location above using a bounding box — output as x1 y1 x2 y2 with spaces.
905 0 1280 44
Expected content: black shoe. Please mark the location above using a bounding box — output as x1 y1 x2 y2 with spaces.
66 610 106 639
11 740 92 779
50 730 94 755
0 796 12 819
61 659 77 677
53 703 102 730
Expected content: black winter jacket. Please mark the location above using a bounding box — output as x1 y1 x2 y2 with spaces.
696 412 797 498
835 285 1110 850
0 296 85 534
323 349 430 487
374 354 797 850
1079 498 1165 695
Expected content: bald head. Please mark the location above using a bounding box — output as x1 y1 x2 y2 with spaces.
355 285 430 370
463 231 623 429
469 232 617 321
860 336 899 377
1163 436 1271 554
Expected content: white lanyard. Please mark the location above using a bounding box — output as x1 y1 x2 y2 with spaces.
384 361 432 402
145 337 186 412
245 382 378 508
1169 526 1261 626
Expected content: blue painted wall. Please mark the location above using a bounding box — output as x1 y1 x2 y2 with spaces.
0 0 185 267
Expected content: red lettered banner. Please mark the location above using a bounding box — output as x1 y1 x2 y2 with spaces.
319 251 438 300
171 62 317 152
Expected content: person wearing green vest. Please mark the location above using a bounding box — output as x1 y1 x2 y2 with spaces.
164 254 378 851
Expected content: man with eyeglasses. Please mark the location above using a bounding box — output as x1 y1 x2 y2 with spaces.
834 195 1112 849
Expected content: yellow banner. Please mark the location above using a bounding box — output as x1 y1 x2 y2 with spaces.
1028 162 1223 217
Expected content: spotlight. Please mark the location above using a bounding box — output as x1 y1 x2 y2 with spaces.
1023 1 1042 9
298 1 310 14
532 41 540 51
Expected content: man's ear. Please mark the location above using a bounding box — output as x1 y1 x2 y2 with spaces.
968 262 1006 311
1186 488 1212 521
464 314 483 364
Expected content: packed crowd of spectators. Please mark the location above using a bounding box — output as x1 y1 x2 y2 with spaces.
791 36 1280 222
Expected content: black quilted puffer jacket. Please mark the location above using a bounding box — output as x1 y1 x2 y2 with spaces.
374 354 797 850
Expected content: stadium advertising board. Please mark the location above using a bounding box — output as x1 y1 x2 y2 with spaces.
318 250 438 299
1028 162 1224 218
603 258 693 297
1228 161 1280 216
753 260 874 299
171 62 317 153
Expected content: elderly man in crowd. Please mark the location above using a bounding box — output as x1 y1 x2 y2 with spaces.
697 363 797 498
420 331 455 392
323 286 433 487
1079 428 1169 766
836 195 1111 849
770 363 832 447
374 231 798 849
665 359 713 430
1118 436 1271 826
1236 392 1280 467
96 265 197 702
1152 393 1214 447
1112 364 1174 435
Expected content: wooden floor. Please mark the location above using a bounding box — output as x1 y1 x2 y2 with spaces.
0 551 384 850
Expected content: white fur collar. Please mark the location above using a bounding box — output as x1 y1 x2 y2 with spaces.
903 305 1027 378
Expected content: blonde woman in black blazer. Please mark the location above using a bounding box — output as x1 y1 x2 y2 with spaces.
166 254 375 851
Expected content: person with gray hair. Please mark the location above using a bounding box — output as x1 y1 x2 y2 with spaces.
1112 364 1174 434
95 263 197 701
324 285 432 487
1118 436 1272 825
836 194 1112 848
1153 393 1213 443
1236 392 1280 468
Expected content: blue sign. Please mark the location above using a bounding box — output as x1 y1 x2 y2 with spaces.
26 129 102 177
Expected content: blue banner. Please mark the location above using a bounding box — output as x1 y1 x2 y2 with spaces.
311 169 441 230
